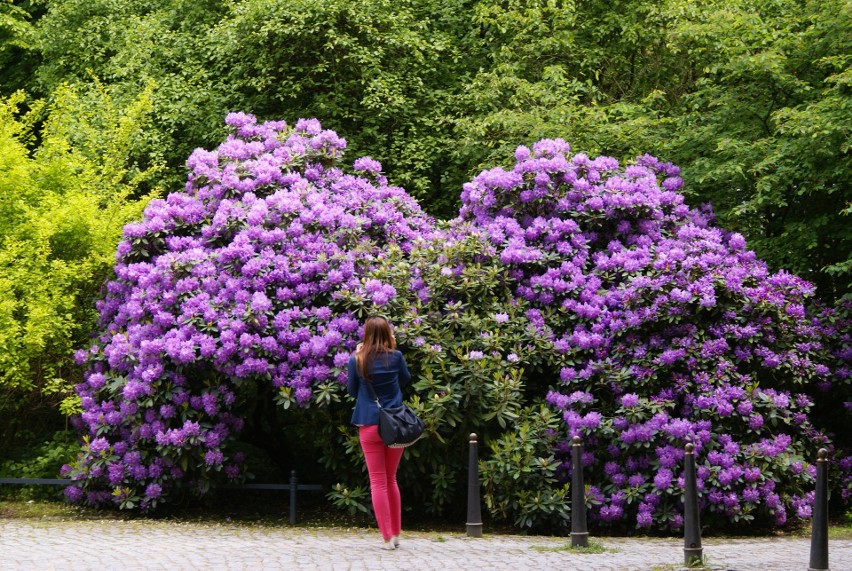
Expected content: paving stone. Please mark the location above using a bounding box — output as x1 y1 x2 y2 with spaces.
0 520 850 570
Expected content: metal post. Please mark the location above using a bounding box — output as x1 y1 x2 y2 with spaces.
289 470 298 525
571 436 589 547
466 433 483 537
809 448 829 571
683 443 703 567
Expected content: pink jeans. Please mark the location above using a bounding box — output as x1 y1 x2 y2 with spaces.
359 425 404 540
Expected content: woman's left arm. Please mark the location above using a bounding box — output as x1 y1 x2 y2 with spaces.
347 356 359 397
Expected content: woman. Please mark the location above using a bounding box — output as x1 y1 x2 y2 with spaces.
347 316 411 550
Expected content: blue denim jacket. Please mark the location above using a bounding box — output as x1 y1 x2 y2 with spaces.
348 351 411 426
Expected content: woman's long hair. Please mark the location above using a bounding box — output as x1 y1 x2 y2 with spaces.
356 317 396 381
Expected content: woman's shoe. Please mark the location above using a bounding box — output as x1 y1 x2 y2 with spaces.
391 535 400 548
380 539 396 551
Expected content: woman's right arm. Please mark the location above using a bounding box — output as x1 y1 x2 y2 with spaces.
398 352 411 388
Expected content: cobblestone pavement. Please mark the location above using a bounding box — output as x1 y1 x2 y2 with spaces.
1 519 850 571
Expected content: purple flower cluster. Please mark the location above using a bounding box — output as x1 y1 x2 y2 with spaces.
457 140 847 529
64 115 433 508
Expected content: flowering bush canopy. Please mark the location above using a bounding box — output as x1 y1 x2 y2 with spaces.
453 139 848 529
64 114 433 508
65 115 850 530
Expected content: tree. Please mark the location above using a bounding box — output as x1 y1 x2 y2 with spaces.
33 0 232 192
0 0 41 96
453 0 852 298
208 0 474 215
0 85 160 454
662 0 852 298
29 0 478 218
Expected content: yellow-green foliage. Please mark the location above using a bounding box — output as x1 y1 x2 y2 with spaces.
0 84 161 422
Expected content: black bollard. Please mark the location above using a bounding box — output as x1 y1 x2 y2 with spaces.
571 436 589 547
466 433 483 537
289 470 298 525
809 448 829 571
683 443 703 567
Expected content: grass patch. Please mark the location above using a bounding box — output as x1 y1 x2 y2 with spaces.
829 517 852 540
647 561 712 571
532 538 611 554
785 515 852 541
0 499 117 520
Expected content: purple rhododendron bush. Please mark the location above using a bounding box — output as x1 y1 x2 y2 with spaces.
64 114 850 531
453 139 850 530
64 114 434 508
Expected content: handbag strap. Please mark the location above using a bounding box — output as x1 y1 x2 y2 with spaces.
363 375 400 410
363 379 383 409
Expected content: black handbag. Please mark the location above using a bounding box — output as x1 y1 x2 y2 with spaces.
365 380 425 448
